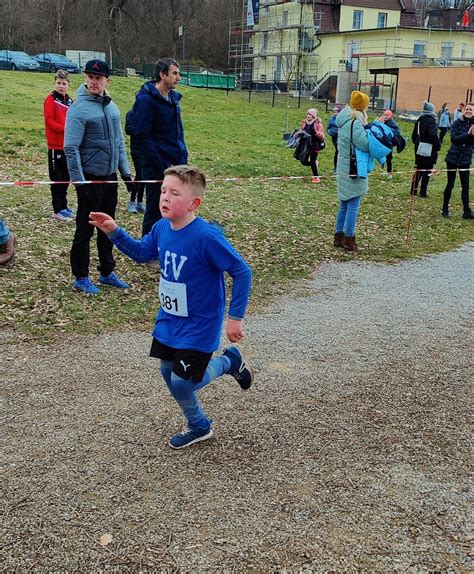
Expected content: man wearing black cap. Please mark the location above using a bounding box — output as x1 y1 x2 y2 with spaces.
64 59 133 294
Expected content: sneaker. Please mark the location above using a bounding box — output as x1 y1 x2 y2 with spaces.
386 173 393 180
136 202 146 213
169 426 213 449
73 276 100 295
127 201 138 214
222 345 253 390
311 176 321 184
441 209 451 218
65 207 76 219
331 168 337 175
462 210 473 220
98 272 129 289
53 210 72 222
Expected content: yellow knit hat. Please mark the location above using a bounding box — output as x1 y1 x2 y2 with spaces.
350 90 369 111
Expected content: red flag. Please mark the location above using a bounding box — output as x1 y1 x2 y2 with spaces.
461 10 470 27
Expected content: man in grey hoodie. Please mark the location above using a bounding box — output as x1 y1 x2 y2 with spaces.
64 59 132 294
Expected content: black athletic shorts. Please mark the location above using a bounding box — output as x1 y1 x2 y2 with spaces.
149 338 213 383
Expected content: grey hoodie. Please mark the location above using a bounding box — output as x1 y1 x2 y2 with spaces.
64 83 130 183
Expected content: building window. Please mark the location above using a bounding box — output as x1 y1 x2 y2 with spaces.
413 41 426 63
262 32 268 52
460 43 466 59
353 10 363 30
282 10 288 26
377 13 387 28
441 42 453 64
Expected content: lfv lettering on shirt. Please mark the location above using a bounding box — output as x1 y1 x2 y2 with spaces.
162 250 188 280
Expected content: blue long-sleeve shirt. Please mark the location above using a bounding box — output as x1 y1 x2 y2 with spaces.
109 217 252 352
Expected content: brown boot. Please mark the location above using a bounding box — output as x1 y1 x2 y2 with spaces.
0 232 16 266
343 235 358 252
333 232 344 247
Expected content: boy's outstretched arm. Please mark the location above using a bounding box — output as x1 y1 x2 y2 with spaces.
89 212 118 234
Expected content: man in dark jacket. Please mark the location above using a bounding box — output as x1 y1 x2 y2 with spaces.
133 58 188 236
442 102 474 219
411 100 441 198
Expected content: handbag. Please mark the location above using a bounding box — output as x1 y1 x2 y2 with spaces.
416 120 433 157
349 120 358 178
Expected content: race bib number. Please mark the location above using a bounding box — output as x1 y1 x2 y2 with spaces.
158 277 188 317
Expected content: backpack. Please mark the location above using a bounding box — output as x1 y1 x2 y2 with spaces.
125 108 135 137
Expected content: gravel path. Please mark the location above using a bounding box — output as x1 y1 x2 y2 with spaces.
3 243 473 572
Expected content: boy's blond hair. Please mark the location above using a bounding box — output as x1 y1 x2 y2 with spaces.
164 165 206 198
54 69 70 82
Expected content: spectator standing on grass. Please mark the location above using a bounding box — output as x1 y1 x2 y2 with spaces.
89 165 253 450
333 91 370 253
439 103 451 144
133 58 188 236
327 105 341 175
43 69 74 222
410 101 440 198
64 59 133 295
441 102 474 220
125 105 145 214
454 103 465 122
300 108 325 184
376 110 405 179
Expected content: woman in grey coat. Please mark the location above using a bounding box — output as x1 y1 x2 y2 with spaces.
333 91 370 252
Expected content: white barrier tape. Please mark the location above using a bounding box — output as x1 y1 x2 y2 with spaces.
0 167 473 188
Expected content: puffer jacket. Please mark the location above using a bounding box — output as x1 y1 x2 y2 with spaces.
133 81 187 175
335 106 369 200
64 84 130 182
411 114 440 163
445 117 474 166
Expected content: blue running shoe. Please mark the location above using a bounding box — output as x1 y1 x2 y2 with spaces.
65 207 76 219
98 272 129 289
222 345 254 390
73 276 100 295
53 210 72 222
169 426 213 449
136 202 146 213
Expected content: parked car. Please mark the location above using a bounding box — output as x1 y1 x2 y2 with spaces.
32 52 79 73
0 50 40 71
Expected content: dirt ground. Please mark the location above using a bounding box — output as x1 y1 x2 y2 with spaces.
2 246 472 572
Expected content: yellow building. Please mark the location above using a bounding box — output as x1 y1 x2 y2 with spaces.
229 0 474 110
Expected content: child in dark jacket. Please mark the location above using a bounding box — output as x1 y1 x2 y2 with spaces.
327 105 341 174
124 108 145 214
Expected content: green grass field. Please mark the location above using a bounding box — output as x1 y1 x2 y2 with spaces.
0 71 472 342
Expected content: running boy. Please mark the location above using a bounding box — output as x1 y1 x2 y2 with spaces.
89 165 253 449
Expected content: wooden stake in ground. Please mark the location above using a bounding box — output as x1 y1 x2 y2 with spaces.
405 166 419 243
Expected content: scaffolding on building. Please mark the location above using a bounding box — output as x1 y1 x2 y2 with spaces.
228 0 324 95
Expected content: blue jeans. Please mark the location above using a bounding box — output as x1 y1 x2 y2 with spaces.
160 355 231 430
0 218 10 244
335 196 362 237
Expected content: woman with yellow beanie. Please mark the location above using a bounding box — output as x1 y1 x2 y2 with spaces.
333 90 370 252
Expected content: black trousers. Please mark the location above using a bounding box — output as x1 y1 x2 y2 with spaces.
70 173 118 279
48 149 70 213
130 151 144 203
301 151 319 176
331 135 338 169
385 152 393 173
411 155 437 197
439 127 448 144
443 162 470 212
141 164 163 237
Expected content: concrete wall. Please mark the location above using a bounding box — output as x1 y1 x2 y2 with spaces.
397 67 474 112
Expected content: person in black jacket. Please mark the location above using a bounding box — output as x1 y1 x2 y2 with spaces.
410 101 440 198
442 102 474 219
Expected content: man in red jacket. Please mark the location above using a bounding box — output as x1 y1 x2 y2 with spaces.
44 69 75 222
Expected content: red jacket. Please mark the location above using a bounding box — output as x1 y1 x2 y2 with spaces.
44 91 73 150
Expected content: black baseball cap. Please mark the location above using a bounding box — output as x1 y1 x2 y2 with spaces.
84 59 110 77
